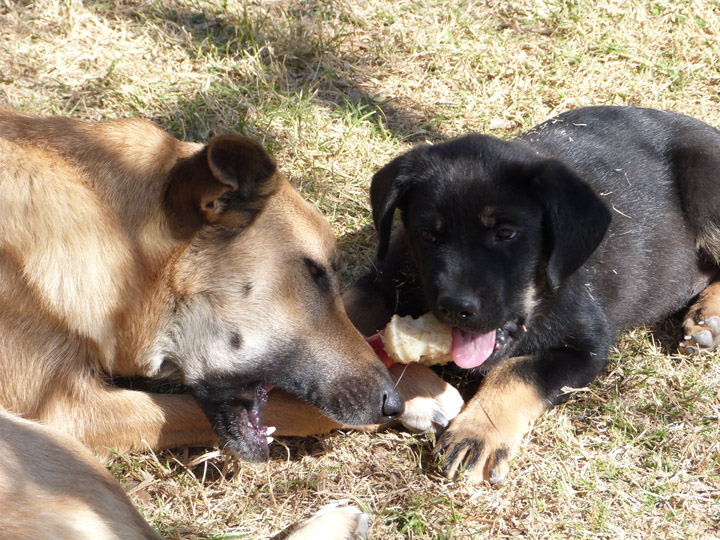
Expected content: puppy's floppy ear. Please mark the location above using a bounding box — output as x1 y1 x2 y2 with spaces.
165 135 279 237
530 159 611 290
371 154 415 259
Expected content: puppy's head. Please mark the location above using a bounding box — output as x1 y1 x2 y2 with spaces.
161 136 403 462
371 135 610 369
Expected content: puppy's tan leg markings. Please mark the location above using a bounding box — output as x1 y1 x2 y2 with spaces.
681 280 720 353
434 356 547 485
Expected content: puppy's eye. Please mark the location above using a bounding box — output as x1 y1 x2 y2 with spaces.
420 230 436 244
304 258 326 279
495 227 518 241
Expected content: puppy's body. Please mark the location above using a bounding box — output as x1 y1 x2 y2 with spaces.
0 108 403 538
346 106 720 483
518 108 718 334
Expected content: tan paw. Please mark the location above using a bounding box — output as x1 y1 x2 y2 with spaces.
433 361 547 485
434 415 514 484
680 281 720 354
681 312 720 354
389 363 464 434
288 502 368 540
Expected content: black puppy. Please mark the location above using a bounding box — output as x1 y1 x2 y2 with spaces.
345 106 720 484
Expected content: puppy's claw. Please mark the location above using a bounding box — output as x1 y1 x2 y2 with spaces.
434 431 512 485
487 447 510 485
682 310 720 354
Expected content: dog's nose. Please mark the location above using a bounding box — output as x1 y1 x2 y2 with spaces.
437 295 478 326
381 388 405 419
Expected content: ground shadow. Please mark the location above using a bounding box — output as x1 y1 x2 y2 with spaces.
91 0 448 144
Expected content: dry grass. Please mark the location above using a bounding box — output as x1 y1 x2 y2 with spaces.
2 0 720 538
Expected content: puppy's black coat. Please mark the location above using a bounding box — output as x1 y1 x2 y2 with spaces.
347 106 720 483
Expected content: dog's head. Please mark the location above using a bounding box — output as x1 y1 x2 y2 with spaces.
371 134 611 369
161 135 403 461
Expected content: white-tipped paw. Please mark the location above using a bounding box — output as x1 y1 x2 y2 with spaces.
389 363 464 434
287 501 368 540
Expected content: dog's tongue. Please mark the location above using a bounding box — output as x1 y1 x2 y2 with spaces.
451 328 496 369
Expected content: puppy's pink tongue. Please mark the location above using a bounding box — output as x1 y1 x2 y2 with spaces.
451 328 496 369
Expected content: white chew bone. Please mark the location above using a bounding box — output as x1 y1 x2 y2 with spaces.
382 313 453 365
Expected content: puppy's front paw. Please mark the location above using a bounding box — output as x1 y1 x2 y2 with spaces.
434 414 514 485
433 364 548 484
389 363 464 434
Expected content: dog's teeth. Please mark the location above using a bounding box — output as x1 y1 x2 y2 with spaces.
266 436 274 444
266 426 277 436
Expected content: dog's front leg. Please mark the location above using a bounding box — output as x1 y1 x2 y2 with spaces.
264 373 463 437
264 388 342 436
435 347 606 484
387 363 464 434
433 356 548 484
43 386 217 454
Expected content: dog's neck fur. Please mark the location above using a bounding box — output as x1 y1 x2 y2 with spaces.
0 111 201 378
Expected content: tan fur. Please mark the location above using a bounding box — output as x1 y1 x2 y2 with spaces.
0 107 367 449
0 410 163 540
285 503 368 540
0 108 388 539
436 356 548 484
681 279 720 352
387 363 463 433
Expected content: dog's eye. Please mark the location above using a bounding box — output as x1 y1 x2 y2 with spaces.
304 258 332 293
304 258 326 279
420 230 436 244
495 227 518 241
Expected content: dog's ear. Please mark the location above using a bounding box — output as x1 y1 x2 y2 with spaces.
371 154 415 259
165 135 279 236
530 159 611 290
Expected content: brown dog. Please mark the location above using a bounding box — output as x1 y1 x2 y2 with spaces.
0 108 404 538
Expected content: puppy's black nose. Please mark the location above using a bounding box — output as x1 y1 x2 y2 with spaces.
437 295 478 326
381 388 405 419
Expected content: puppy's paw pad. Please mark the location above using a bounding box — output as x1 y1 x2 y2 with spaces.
681 315 720 354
